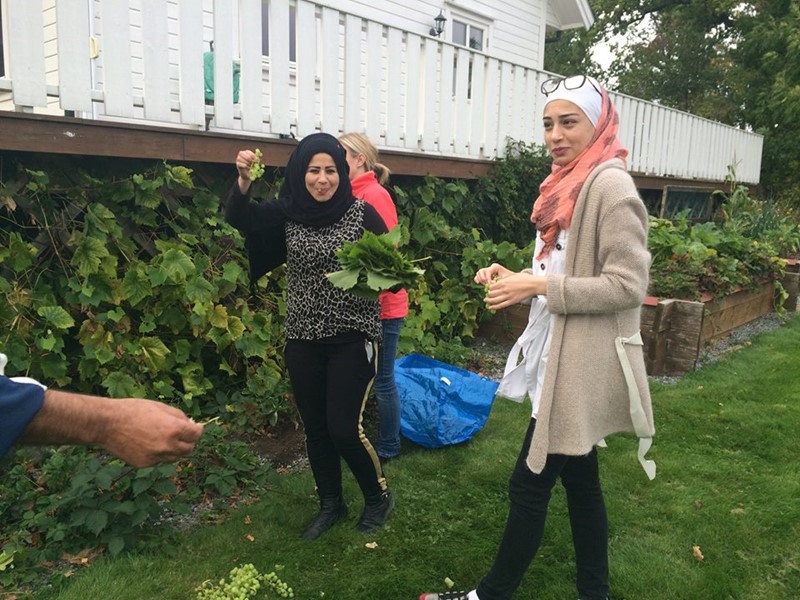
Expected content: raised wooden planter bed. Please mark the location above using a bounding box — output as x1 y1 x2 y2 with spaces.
476 266 798 378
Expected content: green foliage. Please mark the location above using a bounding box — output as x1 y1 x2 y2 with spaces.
326 227 426 299
733 0 800 201
391 171 535 357
0 424 270 588
648 178 800 300
469 139 552 248
0 155 279 585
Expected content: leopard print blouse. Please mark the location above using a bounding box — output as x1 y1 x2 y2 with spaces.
285 200 381 341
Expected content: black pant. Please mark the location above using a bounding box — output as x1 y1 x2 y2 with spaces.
476 418 609 600
284 338 386 501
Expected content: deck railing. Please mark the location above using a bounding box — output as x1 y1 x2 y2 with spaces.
0 0 763 183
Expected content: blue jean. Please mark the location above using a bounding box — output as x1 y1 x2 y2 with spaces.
374 318 404 458
476 418 608 600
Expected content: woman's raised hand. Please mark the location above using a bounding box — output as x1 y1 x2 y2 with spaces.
235 150 258 193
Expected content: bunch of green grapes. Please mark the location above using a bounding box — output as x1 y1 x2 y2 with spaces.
194 563 294 599
249 148 265 181
261 570 294 598
195 563 261 600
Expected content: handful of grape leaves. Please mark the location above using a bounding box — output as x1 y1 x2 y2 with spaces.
326 227 426 300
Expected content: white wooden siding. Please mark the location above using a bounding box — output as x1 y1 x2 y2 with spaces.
0 0 764 184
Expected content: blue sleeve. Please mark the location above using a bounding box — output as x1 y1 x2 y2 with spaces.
0 376 46 458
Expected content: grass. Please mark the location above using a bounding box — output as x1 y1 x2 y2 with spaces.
24 316 800 600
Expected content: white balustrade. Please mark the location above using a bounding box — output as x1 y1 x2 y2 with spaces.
0 0 763 183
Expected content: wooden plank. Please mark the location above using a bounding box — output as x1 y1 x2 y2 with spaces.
784 272 799 312
648 299 676 375
319 6 340 134
239 0 264 132
177 0 205 127
509 64 525 150
437 43 455 154
654 298 676 333
141 0 171 121
403 33 422 151
364 20 382 139
267 0 290 135
453 48 470 155
7 0 48 107
99 0 134 118
210 0 235 129
0 111 494 178
343 14 362 134
520 66 536 149
664 300 704 375
495 61 513 159
420 38 438 151
700 282 774 342
56 0 94 114
469 53 486 157
294 0 316 137
483 58 505 157
385 28 403 147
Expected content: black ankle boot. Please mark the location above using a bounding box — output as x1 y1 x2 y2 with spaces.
301 495 348 540
357 490 394 533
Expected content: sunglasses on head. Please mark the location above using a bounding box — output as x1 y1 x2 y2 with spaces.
541 75 601 97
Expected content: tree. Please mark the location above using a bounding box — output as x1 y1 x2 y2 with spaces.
545 0 800 203
731 0 800 199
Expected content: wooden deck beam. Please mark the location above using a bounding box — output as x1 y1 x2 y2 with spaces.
0 112 492 179
0 111 729 188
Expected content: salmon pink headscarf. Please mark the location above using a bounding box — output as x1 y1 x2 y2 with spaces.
531 76 628 259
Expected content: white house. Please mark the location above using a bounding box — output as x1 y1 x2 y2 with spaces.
0 0 763 186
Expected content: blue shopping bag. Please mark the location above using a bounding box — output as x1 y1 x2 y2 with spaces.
396 353 499 448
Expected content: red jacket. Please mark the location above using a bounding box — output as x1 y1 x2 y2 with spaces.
351 171 409 320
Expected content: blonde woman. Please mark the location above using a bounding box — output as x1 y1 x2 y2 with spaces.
339 133 408 464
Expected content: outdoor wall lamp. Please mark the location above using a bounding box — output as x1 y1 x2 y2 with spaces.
430 10 446 37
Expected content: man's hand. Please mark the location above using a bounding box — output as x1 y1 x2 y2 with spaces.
100 398 205 467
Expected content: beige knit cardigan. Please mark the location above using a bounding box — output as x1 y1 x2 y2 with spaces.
526 158 656 475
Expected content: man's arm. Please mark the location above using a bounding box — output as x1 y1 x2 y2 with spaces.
18 389 204 468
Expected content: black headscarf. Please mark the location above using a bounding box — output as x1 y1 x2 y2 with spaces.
245 133 356 283
279 132 355 226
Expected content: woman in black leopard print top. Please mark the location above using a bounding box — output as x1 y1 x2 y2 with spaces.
225 133 394 540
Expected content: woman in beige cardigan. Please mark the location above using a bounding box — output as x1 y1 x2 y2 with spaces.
420 76 656 600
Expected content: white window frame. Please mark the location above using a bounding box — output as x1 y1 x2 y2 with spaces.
447 3 492 52
447 7 492 99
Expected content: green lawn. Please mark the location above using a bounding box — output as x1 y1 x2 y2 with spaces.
29 316 800 600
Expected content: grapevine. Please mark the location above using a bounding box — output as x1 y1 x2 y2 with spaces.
249 148 265 181
195 563 294 599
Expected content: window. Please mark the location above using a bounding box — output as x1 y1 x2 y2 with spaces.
451 18 487 99
452 19 484 51
261 2 297 62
